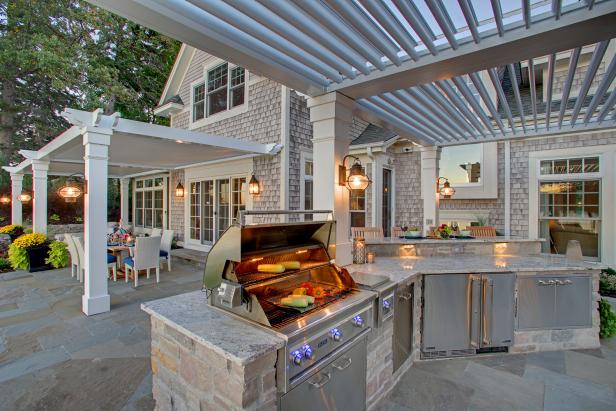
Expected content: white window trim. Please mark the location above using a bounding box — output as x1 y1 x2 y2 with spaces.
528 144 616 266
299 150 313 219
443 142 498 199
132 174 168 234
183 158 254 252
189 58 249 130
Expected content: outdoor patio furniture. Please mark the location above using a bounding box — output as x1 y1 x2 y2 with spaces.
351 227 384 239
107 254 118 281
123 236 161 287
150 228 162 238
159 229 174 272
64 234 80 279
466 226 497 237
392 227 404 237
72 235 85 283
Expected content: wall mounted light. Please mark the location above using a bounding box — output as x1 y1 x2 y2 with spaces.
57 174 87 203
175 182 185 198
249 174 260 195
19 191 32 203
436 177 455 199
339 155 371 192
0 194 10 204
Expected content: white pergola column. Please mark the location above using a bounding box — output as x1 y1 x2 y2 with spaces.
307 92 354 266
82 129 111 316
120 178 130 226
420 146 441 235
31 159 49 234
10 173 23 225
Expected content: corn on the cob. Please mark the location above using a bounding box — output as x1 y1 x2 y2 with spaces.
257 264 285 273
280 261 300 270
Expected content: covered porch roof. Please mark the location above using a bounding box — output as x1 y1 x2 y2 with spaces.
90 0 616 146
5 108 281 178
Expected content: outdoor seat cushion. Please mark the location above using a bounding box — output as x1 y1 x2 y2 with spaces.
160 250 168 258
123 256 134 267
107 254 117 264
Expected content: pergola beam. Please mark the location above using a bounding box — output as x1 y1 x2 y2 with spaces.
528 58 538 131
391 0 438 55
545 53 556 129
488 68 517 133
328 3 616 99
507 64 527 132
469 72 507 133
457 0 480 43
570 41 609 125
583 53 616 123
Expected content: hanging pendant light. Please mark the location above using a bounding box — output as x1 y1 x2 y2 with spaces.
57 174 86 203
0 194 10 204
18 191 32 203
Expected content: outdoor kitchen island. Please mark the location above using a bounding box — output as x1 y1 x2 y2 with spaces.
142 252 603 411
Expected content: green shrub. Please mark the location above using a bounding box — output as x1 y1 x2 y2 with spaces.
0 258 11 271
600 268 616 296
24 228 33 234
45 241 69 269
8 243 29 270
49 214 61 223
599 298 616 339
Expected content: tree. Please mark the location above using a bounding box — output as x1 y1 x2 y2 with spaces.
0 0 179 164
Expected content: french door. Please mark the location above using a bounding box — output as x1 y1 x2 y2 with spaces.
190 177 246 245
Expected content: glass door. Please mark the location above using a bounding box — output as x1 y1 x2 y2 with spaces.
217 179 231 238
382 168 392 237
202 180 215 244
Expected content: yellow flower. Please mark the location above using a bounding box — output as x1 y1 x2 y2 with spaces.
13 233 47 249
0 224 22 234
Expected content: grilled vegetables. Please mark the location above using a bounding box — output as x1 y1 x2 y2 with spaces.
292 287 307 295
280 297 308 308
312 286 326 299
280 261 300 270
257 264 285 273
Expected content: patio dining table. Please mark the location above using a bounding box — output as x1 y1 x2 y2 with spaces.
107 244 133 278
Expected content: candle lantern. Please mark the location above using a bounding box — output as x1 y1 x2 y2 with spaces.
367 251 375 264
353 237 367 264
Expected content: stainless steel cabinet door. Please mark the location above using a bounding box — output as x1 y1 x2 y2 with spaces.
393 282 413 372
279 339 367 411
554 275 592 328
423 274 471 351
517 277 556 330
484 274 515 346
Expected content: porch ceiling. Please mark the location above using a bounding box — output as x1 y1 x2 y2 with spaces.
90 0 616 146
6 108 280 178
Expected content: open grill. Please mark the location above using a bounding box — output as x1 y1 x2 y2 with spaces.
203 211 360 331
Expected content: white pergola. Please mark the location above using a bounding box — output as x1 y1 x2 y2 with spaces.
3 108 280 315
89 0 616 268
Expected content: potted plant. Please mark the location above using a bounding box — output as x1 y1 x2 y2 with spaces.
437 224 453 239
45 241 69 269
0 224 25 241
8 233 51 272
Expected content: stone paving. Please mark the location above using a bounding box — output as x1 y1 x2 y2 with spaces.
0 260 203 411
1 261 615 411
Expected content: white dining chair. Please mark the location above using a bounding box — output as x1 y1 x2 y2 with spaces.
150 228 162 238
72 235 85 283
159 229 174 271
124 236 161 287
72 235 117 281
64 234 80 279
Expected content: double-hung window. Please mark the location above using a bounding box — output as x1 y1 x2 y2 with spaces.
192 63 246 123
135 177 166 229
301 155 314 221
538 156 601 259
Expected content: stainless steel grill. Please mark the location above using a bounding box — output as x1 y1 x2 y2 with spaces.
202 210 376 403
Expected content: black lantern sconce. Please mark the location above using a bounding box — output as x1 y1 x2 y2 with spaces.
339 155 371 191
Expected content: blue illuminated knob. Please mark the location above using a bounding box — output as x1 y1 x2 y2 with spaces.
291 350 303 366
330 328 343 341
302 344 314 360
383 300 391 310
352 315 365 328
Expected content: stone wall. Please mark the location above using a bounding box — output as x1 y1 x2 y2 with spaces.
366 320 393 410
150 316 277 410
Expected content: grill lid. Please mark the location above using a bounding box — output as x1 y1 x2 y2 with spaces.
203 211 335 289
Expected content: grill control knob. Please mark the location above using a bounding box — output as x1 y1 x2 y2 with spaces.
291 350 303 366
383 300 391 310
352 315 365 328
330 328 342 341
302 344 314 360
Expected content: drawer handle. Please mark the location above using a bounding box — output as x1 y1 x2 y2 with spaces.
308 372 331 389
564 280 573 285
332 357 352 371
398 293 412 301
538 280 546 285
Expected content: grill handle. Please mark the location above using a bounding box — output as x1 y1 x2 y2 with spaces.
239 210 333 225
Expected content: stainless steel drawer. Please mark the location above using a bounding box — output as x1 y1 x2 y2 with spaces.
279 335 367 411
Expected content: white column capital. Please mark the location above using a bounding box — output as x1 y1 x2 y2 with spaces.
10 173 24 183
83 130 112 147
31 159 50 172
307 92 355 124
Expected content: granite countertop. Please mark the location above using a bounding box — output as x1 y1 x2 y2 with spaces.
142 291 285 365
346 254 605 284
365 236 545 245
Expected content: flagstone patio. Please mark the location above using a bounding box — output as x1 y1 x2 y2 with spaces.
0 262 615 411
